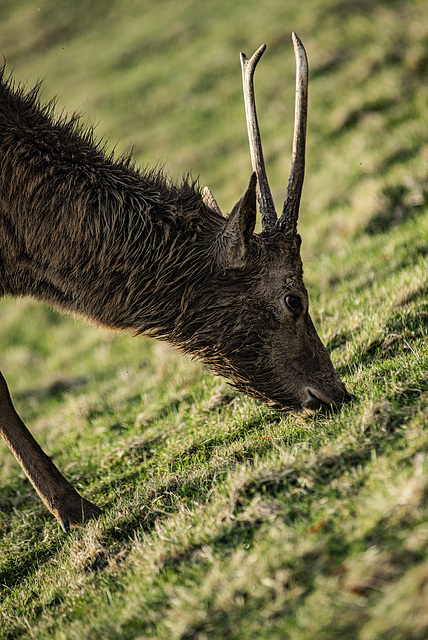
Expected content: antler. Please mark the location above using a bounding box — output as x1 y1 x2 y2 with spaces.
240 45 277 233
240 33 308 236
278 32 308 235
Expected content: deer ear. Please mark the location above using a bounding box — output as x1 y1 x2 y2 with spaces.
217 173 257 269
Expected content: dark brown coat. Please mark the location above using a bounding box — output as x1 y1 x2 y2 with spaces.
0 37 351 530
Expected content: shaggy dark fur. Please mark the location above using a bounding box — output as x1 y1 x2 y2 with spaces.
0 69 327 408
0 67 350 528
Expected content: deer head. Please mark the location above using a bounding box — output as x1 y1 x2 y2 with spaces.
199 34 350 412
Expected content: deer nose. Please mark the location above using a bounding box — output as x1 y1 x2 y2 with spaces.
304 386 355 413
343 391 356 404
304 389 326 412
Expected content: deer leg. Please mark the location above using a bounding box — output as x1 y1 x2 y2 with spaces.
0 372 101 531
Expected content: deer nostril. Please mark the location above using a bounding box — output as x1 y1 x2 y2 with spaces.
304 389 325 412
343 391 356 404
304 387 354 413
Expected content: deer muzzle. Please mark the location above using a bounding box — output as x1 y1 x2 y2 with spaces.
303 386 354 413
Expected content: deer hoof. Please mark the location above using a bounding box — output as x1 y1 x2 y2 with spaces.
53 495 102 532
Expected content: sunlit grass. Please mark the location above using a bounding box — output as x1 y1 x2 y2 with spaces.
0 0 427 638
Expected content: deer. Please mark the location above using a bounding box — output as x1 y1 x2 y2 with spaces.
0 34 352 531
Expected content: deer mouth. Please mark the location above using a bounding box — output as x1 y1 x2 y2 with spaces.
304 389 327 412
303 387 354 413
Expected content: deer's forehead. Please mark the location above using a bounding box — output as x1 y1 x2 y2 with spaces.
247 234 304 292
254 255 305 297
261 242 303 275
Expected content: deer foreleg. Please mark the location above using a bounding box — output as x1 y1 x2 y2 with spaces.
0 372 101 531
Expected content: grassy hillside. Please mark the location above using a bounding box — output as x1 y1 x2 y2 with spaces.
0 0 427 638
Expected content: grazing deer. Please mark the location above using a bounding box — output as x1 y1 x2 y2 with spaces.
0 34 351 530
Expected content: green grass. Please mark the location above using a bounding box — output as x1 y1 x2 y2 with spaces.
1 0 428 638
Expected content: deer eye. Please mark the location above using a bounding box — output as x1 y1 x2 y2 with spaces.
284 295 301 313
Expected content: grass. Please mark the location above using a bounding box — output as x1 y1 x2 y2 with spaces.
0 0 428 638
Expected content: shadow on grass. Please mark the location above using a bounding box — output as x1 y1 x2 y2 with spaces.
351 306 428 369
0 534 64 593
366 184 427 235
0 364 424 612
15 375 88 402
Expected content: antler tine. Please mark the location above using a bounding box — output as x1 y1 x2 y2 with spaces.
240 45 277 233
278 32 308 235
